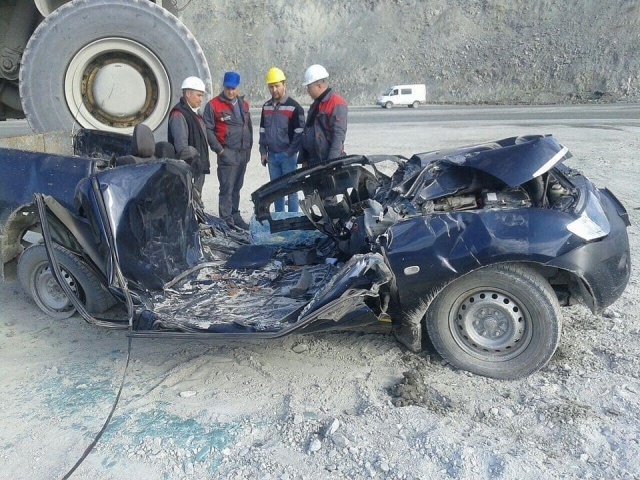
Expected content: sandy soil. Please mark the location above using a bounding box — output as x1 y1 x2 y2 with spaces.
1 105 639 479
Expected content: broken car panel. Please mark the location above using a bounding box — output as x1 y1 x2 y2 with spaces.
0 131 631 379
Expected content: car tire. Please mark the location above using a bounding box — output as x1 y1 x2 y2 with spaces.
424 263 561 379
17 244 115 319
385 101 393 109
411 101 420 108
19 0 211 137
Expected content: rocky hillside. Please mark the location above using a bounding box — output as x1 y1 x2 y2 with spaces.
177 0 640 106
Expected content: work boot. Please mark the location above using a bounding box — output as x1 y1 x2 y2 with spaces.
233 216 250 231
223 217 236 229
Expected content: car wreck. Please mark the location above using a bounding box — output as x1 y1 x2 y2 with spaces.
0 131 631 379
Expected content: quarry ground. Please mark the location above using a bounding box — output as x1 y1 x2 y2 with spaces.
1 104 639 479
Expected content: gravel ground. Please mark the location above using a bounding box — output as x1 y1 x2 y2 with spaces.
1 105 639 479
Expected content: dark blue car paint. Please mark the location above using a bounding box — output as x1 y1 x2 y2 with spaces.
411 134 570 188
0 131 631 364
0 149 96 224
74 161 205 290
250 134 631 330
383 191 630 322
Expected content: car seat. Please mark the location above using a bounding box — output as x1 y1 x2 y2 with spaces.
155 141 176 159
115 123 156 166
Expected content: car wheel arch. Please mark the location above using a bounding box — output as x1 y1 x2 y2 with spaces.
17 243 116 318
422 262 563 379
1 203 39 266
513 260 596 312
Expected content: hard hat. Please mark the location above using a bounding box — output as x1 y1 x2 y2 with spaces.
181 76 206 92
265 67 286 85
223 71 241 88
302 64 329 86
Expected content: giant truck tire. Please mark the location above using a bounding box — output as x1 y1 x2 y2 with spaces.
17 243 116 319
19 0 211 137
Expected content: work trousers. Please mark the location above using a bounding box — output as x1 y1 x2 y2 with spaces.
193 173 205 196
217 148 250 222
267 151 299 212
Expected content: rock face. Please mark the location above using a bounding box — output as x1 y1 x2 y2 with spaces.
178 0 640 106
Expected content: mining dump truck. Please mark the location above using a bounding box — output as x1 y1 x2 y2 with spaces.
0 0 211 135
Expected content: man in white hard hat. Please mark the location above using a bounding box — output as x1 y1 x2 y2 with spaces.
259 67 305 212
168 76 210 199
298 64 348 166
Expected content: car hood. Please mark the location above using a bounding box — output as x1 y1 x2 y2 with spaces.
410 134 570 187
252 134 571 236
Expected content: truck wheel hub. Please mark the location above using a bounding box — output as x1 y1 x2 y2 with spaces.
64 38 171 133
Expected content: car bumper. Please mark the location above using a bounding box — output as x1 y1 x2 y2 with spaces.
548 188 631 312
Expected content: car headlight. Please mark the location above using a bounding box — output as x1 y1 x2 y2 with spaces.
567 191 610 241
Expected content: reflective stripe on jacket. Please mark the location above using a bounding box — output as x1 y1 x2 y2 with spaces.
259 95 305 157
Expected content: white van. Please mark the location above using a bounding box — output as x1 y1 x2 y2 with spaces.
376 84 427 109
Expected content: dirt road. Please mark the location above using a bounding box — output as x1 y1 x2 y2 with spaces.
1 105 639 479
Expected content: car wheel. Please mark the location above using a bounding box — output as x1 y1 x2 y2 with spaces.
424 263 561 379
19 0 211 137
385 101 393 109
411 101 420 108
17 244 115 319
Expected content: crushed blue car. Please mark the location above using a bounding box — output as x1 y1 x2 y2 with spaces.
0 130 631 379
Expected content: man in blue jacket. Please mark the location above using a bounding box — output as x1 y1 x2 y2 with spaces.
259 67 305 212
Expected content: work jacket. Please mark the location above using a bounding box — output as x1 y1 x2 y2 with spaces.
167 97 210 173
259 94 305 157
203 94 253 153
299 88 348 164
